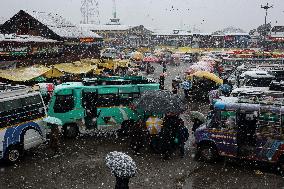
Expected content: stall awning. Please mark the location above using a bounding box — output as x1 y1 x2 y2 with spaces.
0 65 63 82
54 61 97 74
189 71 223 84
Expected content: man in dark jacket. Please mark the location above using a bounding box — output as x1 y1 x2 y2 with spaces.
160 113 182 160
129 119 148 155
177 122 189 158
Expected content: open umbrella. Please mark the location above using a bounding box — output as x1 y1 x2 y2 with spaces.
189 111 206 123
143 56 160 63
105 151 137 178
134 90 187 114
146 116 163 135
131 51 144 61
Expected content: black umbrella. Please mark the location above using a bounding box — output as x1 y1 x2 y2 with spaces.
134 90 187 114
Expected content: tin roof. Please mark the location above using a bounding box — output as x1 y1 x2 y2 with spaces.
24 10 101 39
0 34 58 43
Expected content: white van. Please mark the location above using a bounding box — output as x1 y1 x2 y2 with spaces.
0 85 47 163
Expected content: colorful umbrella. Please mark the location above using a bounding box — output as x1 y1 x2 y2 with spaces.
146 116 163 135
143 56 160 63
131 51 144 61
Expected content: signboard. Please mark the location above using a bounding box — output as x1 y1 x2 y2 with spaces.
80 38 95 43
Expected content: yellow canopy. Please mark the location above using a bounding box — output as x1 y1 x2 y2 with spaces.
0 65 63 82
190 71 223 84
54 61 96 74
43 68 64 78
131 51 144 61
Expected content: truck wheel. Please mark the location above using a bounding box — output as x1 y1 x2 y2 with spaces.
63 124 79 138
277 157 284 176
197 144 218 163
4 145 22 163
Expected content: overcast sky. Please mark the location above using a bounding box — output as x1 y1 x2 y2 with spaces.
1 0 284 32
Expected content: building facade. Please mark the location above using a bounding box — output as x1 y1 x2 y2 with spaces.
0 10 103 61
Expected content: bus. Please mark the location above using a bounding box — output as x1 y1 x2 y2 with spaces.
82 75 156 86
0 84 47 163
47 82 160 138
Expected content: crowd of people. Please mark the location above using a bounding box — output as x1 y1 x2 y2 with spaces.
128 113 189 160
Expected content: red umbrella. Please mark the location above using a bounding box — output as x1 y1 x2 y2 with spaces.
143 56 160 63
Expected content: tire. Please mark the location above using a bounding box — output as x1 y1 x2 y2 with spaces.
277 156 284 176
197 143 219 163
63 124 79 138
4 145 22 163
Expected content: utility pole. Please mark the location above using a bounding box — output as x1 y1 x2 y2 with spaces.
81 0 100 24
261 3 273 51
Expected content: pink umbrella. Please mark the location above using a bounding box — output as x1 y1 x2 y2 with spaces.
143 56 160 63
185 61 214 74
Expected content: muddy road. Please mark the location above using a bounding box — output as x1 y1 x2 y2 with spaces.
1 62 284 189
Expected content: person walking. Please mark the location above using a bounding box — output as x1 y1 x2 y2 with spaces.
172 79 179 94
162 61 167 73
177 120 189 158
181 80 192 99
159 73 165 90
160 113 182 160
146 62 150 75
49 123 61 155
208 88 221 108
219 79 232 97
129 119 148 155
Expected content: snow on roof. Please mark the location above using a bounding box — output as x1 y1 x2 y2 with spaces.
270 34 284 38
0 34 58 43
271 26 284 33
152 29 192 36
241 70 275 78
24 10 101 39
80 24 137 31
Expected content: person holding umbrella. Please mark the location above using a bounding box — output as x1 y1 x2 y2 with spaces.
189 111 206 133
106 151 137 189
129 119 148 155
43 117 63 155
160 112 183 160
181 79 192 99
177 120 189 158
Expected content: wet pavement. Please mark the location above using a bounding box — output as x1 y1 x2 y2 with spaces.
1 62 284 189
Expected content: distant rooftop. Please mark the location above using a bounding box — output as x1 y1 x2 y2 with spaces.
271 26 284 33
152 29 192 36
0 34 59 43
80 23 138 31
24 10 101 39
